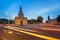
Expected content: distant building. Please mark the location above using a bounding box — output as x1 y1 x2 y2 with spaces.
49 19 58 24
47 15 58 24
15 6 27 26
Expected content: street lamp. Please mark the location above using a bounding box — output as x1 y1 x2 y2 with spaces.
4 12 8 25
4 12 8 19
13 16 16 24
5 12 10 24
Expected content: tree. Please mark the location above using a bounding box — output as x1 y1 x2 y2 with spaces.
56 15 60 24
0 18 8 24
37 16 43 23
28 20 31 24
30 19 35 24
9 19 14 24
28 19 37 24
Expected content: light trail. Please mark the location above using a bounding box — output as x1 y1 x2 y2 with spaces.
7 26 38 32
0 36 6 40
40 28 60 32
4 26 59 40
8 31 13 34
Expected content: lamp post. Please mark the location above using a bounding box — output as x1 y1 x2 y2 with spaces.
4 12 8 26
13 16 15 24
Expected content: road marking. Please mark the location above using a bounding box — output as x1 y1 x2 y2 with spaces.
4 26 59 40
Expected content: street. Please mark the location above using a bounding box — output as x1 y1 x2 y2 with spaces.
0 26 45 40
0 26 60 40
0 0 60 40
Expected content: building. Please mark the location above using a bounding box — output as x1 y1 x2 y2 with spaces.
15 6 27 26
47 15 58 24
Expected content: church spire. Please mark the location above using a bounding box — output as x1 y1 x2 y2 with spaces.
48 15 50 21
18 6 24 18
20 6 22 11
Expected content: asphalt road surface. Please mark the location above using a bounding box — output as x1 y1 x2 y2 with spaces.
0 26 60 40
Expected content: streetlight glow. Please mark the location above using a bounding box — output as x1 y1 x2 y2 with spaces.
43 20 45 23
5 12 8 15
13 16 16 19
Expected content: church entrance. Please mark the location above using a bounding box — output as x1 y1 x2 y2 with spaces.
20 21 23 25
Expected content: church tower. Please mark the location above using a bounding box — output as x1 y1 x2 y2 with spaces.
18 6 24 18
48 15 50 21
15 6 27 26
48 15 51 23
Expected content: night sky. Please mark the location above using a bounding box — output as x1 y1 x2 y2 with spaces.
0 0 60 20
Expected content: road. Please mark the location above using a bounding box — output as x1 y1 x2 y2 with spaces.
0 26 60 40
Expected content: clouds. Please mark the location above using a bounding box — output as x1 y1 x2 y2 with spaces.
0 0 60 20
29 4 59 16
26 4 60 20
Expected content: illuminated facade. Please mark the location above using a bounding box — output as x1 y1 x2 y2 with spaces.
15 6 27 26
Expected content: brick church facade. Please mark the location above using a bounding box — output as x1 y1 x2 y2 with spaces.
15 6 27 26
